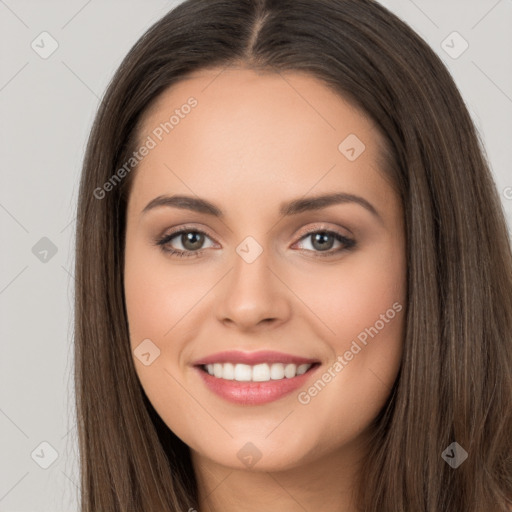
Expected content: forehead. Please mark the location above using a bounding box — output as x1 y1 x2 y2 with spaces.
129 68 393 216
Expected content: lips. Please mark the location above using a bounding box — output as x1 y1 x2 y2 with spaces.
191 350 321 405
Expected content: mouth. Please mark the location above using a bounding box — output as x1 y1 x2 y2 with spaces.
192 350 321 405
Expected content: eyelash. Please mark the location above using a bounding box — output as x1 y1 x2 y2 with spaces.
154 225 356 259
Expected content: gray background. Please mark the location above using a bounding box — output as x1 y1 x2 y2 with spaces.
0 0 511 510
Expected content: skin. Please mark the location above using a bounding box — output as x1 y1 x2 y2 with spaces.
123 67 407 512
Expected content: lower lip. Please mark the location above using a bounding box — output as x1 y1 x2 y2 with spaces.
194 364 320 405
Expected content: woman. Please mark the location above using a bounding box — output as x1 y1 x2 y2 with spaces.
74 0 512 510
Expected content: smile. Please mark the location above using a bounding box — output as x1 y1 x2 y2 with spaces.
192 350 320 405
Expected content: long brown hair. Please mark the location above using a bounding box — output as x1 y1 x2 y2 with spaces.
74 0 512 510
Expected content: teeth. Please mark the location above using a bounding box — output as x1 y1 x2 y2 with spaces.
296 363 310 375
270 363 284 380
213 363 223 378
252 363 270 382
234 363 252 381
204 362 313 381
223 362 235 380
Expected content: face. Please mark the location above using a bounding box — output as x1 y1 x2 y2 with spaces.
123 67 406 473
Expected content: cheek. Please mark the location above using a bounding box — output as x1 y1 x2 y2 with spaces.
124 243 205 347
293 240 406 347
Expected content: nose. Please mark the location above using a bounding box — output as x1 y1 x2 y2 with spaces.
214 249 292 332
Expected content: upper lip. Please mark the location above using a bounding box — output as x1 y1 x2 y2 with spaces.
192 350 320 366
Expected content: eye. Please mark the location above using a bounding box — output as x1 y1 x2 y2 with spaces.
154 228 216 258
293 228 356 257
154 226 356 258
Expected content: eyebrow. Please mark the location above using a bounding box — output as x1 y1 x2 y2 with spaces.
141 192 382 221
